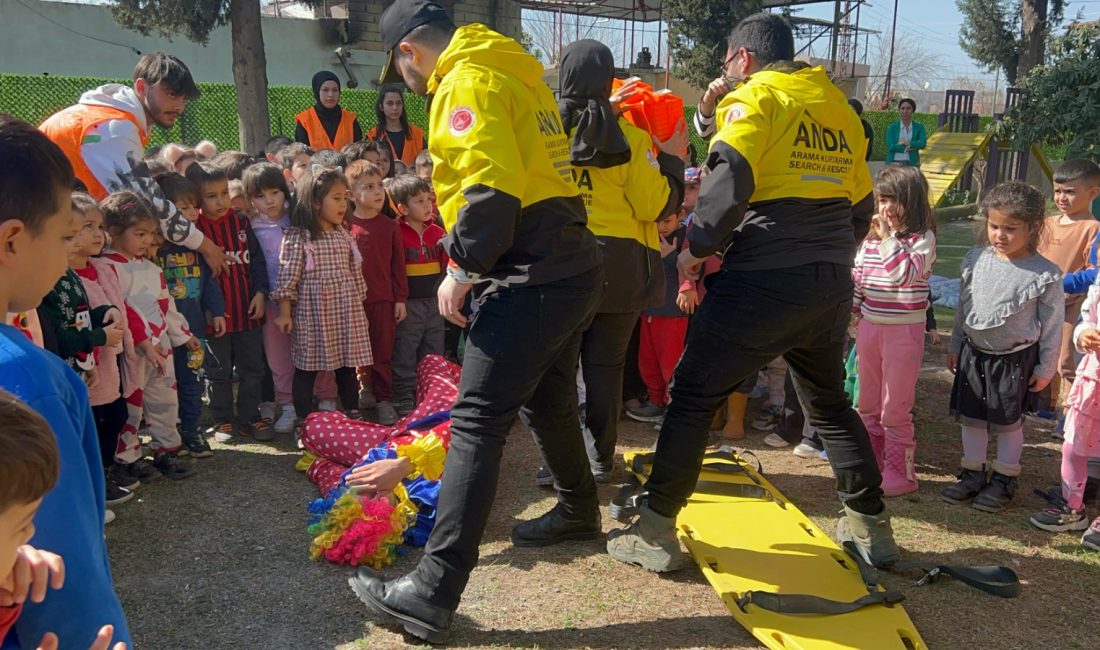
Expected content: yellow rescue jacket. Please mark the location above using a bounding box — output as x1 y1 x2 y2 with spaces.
695 64 873 269
427 24 599 290
573 118 679 312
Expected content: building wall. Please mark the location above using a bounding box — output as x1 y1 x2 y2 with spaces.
346 0 521 51
0 0 377 86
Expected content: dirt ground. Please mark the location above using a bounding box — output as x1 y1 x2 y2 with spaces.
105 334 1098 650
106 222 1097 649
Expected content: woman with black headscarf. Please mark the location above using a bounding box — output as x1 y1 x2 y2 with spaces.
294 70 363 150
533 39 687 487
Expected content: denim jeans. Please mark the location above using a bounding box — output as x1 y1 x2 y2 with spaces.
411 268 601 610
645 262 885 518
173 341 204 434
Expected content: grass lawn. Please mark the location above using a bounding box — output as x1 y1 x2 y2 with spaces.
104 224 1096 649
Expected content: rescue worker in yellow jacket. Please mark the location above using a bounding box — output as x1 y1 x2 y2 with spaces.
607 13 902 573
530 39 685 488
347 2 602 642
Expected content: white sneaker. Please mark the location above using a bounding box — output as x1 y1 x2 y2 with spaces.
274 404 296 434
763 433 791 448
258 401 277 421
104 509 116 525
793 442 822 459
318 399 338 412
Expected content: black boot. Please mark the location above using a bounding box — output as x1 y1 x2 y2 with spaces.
972 471 1017 513
511 503 601 548
941 467 987 505
348 568 453 644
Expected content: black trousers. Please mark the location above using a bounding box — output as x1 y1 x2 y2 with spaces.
580 310 641 473
92 396 128 469
293 367 358 418
645 263 884 517
205 328 264 426
412 268 601 610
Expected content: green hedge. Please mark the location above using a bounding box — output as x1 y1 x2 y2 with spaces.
0 73 428 152
3 73 1053 163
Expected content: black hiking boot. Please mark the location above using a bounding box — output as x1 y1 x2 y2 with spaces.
972 471 1017 513
941 467 987 505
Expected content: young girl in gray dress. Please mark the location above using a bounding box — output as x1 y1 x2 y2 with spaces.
943 182 1065 513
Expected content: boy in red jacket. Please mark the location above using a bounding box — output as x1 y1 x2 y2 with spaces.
388 175 446 416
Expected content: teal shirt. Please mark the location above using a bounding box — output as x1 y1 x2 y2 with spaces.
885 120 927 167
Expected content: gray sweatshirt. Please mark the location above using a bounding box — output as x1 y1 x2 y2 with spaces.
950 246 1065 380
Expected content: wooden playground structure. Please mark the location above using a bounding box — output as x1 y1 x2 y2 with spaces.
921 88 1053 208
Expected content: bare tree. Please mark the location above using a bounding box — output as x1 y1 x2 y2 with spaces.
522 11 629 67
864 32 944 108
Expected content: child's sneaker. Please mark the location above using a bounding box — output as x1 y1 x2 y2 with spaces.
273 404 296 434
181 429 214 458
318 399 338 412
752 405 783 432
396 398 415 417
210 422 235 443
358 386 378 410
1030 503 1088 532
792 441 822 459
941 467 987 505
626 401 666 423
248 418 276 442
763 432 791 448
344 409 363 421
104 472 134 507
259 401 278 421
376 401 400 426
972 471 1016 513
110 459 159 488
1081 517 1100 551
153 451 196 480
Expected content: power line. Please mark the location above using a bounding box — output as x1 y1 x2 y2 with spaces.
15 0 142 56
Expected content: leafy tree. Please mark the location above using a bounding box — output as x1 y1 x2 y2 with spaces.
664 0 762 90
956 0 1065 85
111 0 295 154
1000 23 1100 161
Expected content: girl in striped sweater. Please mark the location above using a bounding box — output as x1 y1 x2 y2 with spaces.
852 166 937 496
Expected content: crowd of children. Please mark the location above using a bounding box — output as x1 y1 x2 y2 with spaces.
8 123 449 530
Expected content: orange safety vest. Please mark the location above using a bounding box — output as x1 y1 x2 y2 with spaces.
295 107 357 151
367 124 426 167
39 104 149 200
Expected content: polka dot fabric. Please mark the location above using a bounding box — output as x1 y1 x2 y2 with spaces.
301 354 461 494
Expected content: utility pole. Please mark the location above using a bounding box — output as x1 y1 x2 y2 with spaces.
883 0 899 106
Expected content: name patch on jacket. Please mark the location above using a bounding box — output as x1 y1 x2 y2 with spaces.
789 120 854 175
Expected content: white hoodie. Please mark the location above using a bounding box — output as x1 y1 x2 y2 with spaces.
73 84 203 249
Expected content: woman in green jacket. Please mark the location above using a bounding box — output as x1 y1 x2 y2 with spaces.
885 98 927 167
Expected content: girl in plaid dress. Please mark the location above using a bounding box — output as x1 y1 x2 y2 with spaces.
273 167 373 421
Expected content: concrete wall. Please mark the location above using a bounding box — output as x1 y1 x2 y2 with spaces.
0 0 383 87
346 0 521 51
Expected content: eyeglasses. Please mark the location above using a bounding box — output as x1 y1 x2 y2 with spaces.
722 48 752 73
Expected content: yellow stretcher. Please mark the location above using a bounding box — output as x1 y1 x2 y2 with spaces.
622 449 927 650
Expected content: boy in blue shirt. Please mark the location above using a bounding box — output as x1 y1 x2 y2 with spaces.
0 114 131 648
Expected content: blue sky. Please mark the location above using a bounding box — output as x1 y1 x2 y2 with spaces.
793 0 1100 85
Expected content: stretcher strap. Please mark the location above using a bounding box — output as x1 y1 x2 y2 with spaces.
736 588 906 615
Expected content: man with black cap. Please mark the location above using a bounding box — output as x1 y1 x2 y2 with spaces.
347 0 603 643
294 70 363 150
